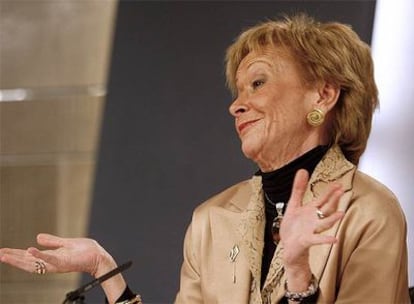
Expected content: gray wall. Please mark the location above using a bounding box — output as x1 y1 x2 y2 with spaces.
86 1 376 303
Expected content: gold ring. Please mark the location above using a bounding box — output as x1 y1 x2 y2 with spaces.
35 261 46 275
316 208 326 219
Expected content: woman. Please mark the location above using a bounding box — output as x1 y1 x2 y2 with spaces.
0 14 409 303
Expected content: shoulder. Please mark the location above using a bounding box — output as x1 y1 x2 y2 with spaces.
183 178 253 249
348 169 406 229
193 179 252 216
352 170 401 212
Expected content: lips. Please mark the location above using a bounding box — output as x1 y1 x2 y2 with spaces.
237 119 260 134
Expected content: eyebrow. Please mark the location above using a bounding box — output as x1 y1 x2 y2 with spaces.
235 59 272 86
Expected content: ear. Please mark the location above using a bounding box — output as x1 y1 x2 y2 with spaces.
314 82 341 114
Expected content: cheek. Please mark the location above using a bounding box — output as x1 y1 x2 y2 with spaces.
255 88 308 130
257 89 287 115
264 104 308 139
265 104 291 128
266 92 308 122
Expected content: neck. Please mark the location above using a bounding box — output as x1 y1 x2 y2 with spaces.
256 141 322 172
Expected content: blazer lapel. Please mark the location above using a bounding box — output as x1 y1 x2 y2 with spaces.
237 176 266 302
262 244 287 302
210 206 252 303
208 177 261 303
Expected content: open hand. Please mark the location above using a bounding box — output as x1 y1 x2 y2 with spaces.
0 233 112 277
280 169 345 267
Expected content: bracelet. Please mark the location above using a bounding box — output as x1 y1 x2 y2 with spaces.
116 295 142 304
284 274 318 302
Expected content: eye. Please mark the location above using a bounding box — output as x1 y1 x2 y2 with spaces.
252 79 265 89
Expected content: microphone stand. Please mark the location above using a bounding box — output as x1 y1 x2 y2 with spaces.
62 261 133 304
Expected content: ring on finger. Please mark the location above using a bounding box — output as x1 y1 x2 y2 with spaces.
316 208 326 219
34 261 47 275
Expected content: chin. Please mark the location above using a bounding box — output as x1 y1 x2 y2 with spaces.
240 140 262 163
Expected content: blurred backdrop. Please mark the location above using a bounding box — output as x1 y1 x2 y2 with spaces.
0 1 412 303
0 1 117 302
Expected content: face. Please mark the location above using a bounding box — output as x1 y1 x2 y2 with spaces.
229 46 321 171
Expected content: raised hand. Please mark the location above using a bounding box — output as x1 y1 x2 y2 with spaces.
279 169 344 293
280 169 344 265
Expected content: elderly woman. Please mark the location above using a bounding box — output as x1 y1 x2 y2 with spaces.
0 14 410 304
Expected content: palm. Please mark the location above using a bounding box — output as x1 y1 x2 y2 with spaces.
0 234 104 276
279 169 344 265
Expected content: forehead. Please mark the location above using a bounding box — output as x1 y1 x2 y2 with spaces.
235 46 293 79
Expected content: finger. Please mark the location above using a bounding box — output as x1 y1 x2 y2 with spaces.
27 247 47 259
28 247 64 273
1 254 34 273
0 248 28 259
315 211 344 233
30 248 63 272
308 233 338 245
288 169 309 209
318 188 344 217
0 249 39 274
316 183 343 207
37 233 65 249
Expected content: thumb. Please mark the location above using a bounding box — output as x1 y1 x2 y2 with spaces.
37 233 65 249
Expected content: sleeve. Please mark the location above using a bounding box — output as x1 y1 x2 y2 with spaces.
335 196 410 303
175 222 204 304
105 286 137 304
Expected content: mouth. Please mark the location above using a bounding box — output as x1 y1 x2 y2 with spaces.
237 119 260 134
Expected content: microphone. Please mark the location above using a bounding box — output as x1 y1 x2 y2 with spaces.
63 260 133 303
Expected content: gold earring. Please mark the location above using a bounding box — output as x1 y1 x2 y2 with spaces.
307 109 325 127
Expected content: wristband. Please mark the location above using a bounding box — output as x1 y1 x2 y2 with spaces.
116 294 142 304
284 274 318 302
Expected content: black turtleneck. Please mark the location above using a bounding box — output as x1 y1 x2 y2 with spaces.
257 145 329 288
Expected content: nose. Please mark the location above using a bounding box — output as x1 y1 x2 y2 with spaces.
229 96 248 117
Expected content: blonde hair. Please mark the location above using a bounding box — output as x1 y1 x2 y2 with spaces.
225 14 378 165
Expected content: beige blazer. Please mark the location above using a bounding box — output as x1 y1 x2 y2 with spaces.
175 146 410 303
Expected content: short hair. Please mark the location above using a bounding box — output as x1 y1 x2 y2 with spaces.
225 14 378 165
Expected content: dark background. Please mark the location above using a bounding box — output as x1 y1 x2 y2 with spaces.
85 1 376 303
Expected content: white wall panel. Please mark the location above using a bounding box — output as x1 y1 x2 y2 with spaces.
361 0 414 286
